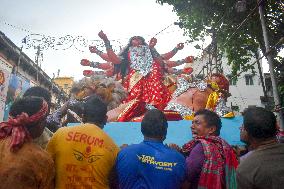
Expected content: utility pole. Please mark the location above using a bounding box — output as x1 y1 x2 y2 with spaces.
258 1 284 129
16 45 23 75
255 51 267 99
35 45 41 83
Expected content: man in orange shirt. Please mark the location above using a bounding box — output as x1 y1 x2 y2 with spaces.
0 97 55 189
47 95 119 189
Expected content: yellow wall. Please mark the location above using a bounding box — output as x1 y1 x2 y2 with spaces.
53 77 74 95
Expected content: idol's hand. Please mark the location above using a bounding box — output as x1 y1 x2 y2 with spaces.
149 37 157 48
80 59 91 66
89 46 99 53
185 56 194 63
177 43 184 50
98 30 108 41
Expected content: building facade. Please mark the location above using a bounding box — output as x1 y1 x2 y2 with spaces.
0 31 67 121
191 51 265 114
53 77 74 95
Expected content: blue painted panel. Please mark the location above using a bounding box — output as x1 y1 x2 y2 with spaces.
68 116 244 146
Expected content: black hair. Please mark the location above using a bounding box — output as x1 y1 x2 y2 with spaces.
23 86 51 110
83 95 107 126
243 107 277 139
141 109 168 138
194 109 222 136
9 96 44 118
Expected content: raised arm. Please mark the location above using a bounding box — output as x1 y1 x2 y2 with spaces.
148 37 165 65
89 46 111 62
166 67 193 75
98 31 121 64
81 59 114 77
165 56 194 68
161 43 184 60
80 59 112 70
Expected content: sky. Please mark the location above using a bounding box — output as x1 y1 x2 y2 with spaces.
0 0 209 80
0 0 271 81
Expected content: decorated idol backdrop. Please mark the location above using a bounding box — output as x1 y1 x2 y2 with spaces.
3 74 30 121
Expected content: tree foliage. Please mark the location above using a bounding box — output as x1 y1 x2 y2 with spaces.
157 0 284 103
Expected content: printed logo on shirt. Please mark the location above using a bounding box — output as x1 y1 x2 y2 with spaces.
66 131 104 148
73 146 103 163
137 154 177 171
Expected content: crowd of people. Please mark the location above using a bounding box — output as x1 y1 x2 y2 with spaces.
0 86 284 189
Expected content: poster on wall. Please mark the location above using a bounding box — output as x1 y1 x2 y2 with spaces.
3 74 30 121
29 79 37 87
0 68 11 121
0 58 13 121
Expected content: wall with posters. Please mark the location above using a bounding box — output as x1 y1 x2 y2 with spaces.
0 31 68 121
3 73 30 121
0 58 13 121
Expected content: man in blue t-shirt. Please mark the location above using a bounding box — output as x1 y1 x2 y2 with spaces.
116 109 186 189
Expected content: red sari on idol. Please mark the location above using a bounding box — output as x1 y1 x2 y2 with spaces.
116 45 171 121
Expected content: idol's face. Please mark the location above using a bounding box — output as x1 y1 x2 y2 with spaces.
131 37 143 47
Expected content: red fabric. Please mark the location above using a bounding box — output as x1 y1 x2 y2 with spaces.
117 101 146 122
182 136 238 189
0 100 48 152
131 110 183 122
163 110 183 121
123 61 171 107
118 58 171 121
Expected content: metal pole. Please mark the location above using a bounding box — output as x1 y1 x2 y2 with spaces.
35 45 40 83
255 51 267 99
258 1 284 129
16 45 23 75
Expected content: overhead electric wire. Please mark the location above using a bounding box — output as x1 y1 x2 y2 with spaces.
231 37 284 79
222 0 264 47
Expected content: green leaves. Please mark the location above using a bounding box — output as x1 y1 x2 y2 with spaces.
157 0 284 104
157 0 283 72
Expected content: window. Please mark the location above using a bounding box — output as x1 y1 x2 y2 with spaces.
231 105 239 112
63 84 68 89
245 75 254 85
195 74 205 80
227 75 237 86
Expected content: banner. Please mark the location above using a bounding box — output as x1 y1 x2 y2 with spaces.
3 74 30 121
0 67 11 121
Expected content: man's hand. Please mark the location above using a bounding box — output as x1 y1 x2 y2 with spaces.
177 43 184 50
120 144 129 149
168 143 182 152
149 37 157 48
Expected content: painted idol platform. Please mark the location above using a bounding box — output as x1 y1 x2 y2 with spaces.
68 116 244 146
